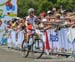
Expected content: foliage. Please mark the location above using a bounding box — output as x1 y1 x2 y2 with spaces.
17 0 75 17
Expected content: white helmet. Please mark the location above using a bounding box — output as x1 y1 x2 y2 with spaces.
28 8 35 14
47 10 51 14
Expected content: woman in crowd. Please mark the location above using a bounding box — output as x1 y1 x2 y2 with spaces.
6 21 12 48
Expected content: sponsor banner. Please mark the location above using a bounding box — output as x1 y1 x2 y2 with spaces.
48 28 75 52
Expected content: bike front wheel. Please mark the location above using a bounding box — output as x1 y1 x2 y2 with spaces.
32 39 44 59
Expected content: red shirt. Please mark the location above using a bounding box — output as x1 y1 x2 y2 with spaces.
27 24 32 30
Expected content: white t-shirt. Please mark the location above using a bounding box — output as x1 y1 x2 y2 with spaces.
26 16 37 26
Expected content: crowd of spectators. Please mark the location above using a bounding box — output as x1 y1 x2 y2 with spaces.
0 8 75 55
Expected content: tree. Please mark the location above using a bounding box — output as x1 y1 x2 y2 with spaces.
37 0 53 14
17 0 75 17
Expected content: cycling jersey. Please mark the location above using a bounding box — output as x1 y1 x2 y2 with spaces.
26 16 37 27
27 24 32 30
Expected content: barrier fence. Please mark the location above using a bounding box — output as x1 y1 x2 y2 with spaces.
46 28 75 53
1 27 75 54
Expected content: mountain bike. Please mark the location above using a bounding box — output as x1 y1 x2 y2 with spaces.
21 29 44 59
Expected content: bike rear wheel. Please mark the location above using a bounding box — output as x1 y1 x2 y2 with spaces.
21 40 29 57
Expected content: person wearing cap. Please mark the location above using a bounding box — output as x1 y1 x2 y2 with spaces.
40 11 47 23
52 8 56 14
46 10 52 21
40 11 51 55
